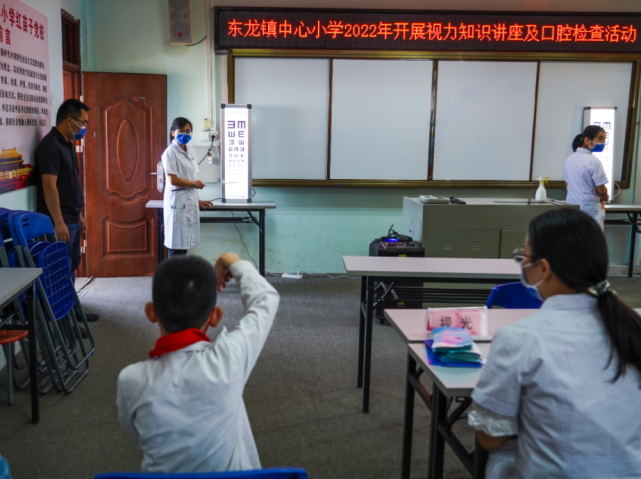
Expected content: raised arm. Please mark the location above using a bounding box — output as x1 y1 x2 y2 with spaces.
215 253 280 382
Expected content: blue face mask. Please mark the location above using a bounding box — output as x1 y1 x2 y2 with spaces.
70 118 86 141
176 133 191 145
520 262 545 302
591 142 605 153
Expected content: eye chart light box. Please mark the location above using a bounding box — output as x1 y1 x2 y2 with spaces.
221 104 252 203
583 106 616 197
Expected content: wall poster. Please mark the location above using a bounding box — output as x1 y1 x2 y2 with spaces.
0 0 49 195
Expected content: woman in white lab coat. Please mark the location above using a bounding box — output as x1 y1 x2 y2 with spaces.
564 125 609 229
468 208 641 478
162 117 212 257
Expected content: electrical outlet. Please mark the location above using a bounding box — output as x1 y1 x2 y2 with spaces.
282 273 303 280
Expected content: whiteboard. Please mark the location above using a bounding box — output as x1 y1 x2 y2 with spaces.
531 62 633 182
432 61 538 181
235 58 329 179
330 59 432 180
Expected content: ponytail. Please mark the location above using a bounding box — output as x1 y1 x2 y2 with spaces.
596 290 641 384
572 134 584 152
529 209 641 385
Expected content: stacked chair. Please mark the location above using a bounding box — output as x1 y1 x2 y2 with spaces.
0 208 95 399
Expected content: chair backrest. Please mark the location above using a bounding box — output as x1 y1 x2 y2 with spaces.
486 282 542 309
94 469 308 479
37 242 74 320
10 211 55 247
0 208 10 244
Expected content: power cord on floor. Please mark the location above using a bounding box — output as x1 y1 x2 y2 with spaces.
230 211 259 269
297 271 360 280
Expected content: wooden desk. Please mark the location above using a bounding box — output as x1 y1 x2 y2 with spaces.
0 268 42 423
343 255 520 413
146 199 276 276
604 204 641 277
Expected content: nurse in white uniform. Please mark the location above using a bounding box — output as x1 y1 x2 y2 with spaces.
564 125 609 229
468 208 641 479
162 117 212 257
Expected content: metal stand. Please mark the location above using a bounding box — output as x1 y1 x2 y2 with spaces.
154 205 268 277
401 353 488 479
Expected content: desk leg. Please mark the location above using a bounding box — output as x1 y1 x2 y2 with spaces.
401 353 417 479
629 212 637 278
157 207 164 265
427 384 446 479
27 283 39 424
357 276 366 389
473 438 489 479
362 276 374 413
259 210 266 277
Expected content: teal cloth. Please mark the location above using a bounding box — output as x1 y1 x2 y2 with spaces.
432 327 481 364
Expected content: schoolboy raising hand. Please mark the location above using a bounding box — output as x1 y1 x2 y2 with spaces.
117 253 280 473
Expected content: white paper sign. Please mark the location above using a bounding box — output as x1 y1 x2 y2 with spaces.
425 306 489 337
220 104 251 202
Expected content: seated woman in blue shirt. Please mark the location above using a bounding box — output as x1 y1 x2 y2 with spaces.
468 208 641 479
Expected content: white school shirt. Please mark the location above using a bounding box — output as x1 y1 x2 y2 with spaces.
162 140 200 250
116 261 280 473
564 147 608 226
469 293 641 479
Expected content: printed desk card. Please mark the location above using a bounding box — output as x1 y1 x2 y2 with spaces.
425 306 489 337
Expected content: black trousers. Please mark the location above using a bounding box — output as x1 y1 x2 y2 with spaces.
168 248 188 257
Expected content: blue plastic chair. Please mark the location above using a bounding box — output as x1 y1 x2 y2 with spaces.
8 211 94 393
486 282 542 309
94 469 308 479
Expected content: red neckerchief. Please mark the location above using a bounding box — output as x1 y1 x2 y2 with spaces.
149 328 210 358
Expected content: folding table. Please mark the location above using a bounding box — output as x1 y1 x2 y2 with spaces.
342 255 520 413
0 268 41 423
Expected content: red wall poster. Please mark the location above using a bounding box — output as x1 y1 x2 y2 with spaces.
0 0 49 195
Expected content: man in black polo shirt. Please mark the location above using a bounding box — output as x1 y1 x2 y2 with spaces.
34 99 99 322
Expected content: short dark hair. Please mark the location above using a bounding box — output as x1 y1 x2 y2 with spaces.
56 99 90 125
152 255 218 333
169 116 192 142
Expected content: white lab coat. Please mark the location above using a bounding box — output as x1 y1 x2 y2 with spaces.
162 141 201 250
468 293 641 479
564 147 608 228
117 260 280 473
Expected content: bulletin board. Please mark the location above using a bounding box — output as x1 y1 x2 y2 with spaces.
220 8 641 189
0 0 50 195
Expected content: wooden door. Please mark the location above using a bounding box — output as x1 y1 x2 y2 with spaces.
83 73 166 277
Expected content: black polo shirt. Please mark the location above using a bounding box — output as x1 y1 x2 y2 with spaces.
34 128 83 224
